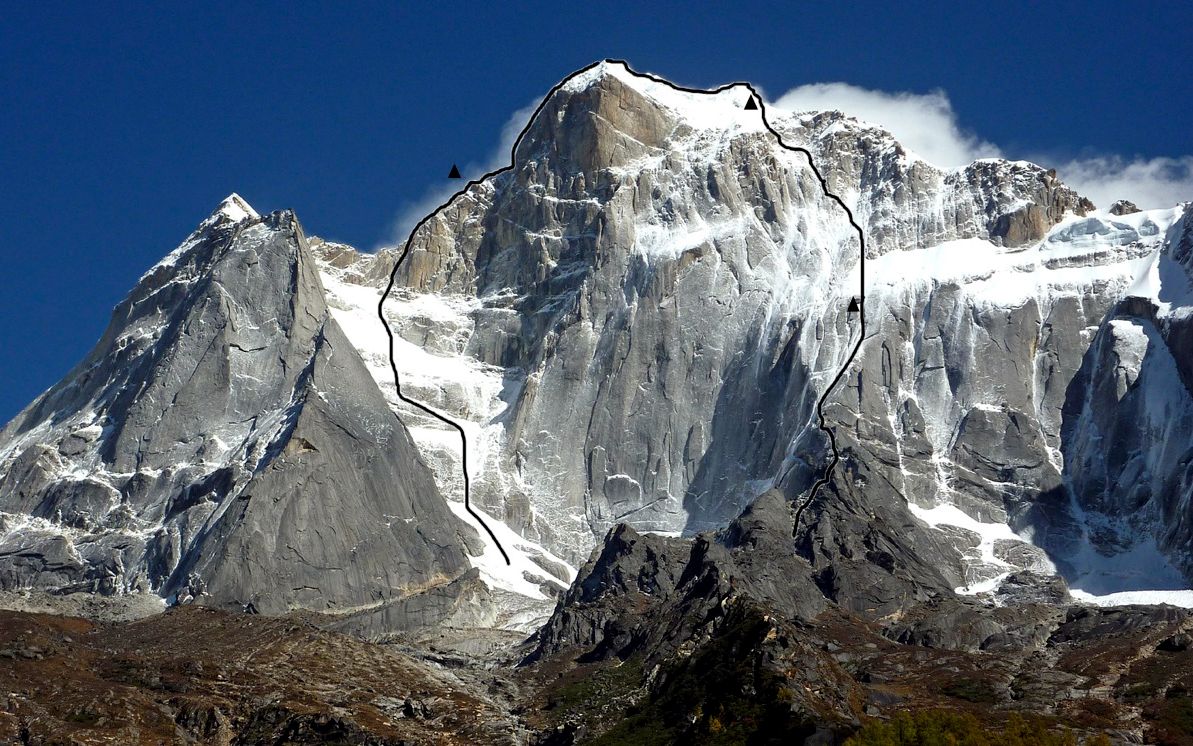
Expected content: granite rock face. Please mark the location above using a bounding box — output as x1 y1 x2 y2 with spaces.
352 61 1192 604
0 197 472 619
365 64 862 562
360 62 1108 576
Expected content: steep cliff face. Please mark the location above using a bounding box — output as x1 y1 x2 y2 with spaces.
350 61 1189 603
0 197 472 617
366 63 870 563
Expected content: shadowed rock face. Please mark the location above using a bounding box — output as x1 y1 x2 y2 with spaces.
523 490 1193 743
1060 213 1193 580
0 198 471 619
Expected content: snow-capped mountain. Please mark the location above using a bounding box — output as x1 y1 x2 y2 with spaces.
2 60 1192 634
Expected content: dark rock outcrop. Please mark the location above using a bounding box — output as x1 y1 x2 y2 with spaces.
1109 199 1141 215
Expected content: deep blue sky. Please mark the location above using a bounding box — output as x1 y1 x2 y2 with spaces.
2 2 1191 422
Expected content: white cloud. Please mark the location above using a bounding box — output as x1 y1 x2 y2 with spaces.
773 82 1001 168
378 100 539 251
1051 155 1193 211
492 100 542 170
772 82 1191 210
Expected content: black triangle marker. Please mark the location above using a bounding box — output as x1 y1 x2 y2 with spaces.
848 297 861 313
448 164 462 179
744 96 759 111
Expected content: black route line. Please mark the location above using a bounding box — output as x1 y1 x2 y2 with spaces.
379 59 865 565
